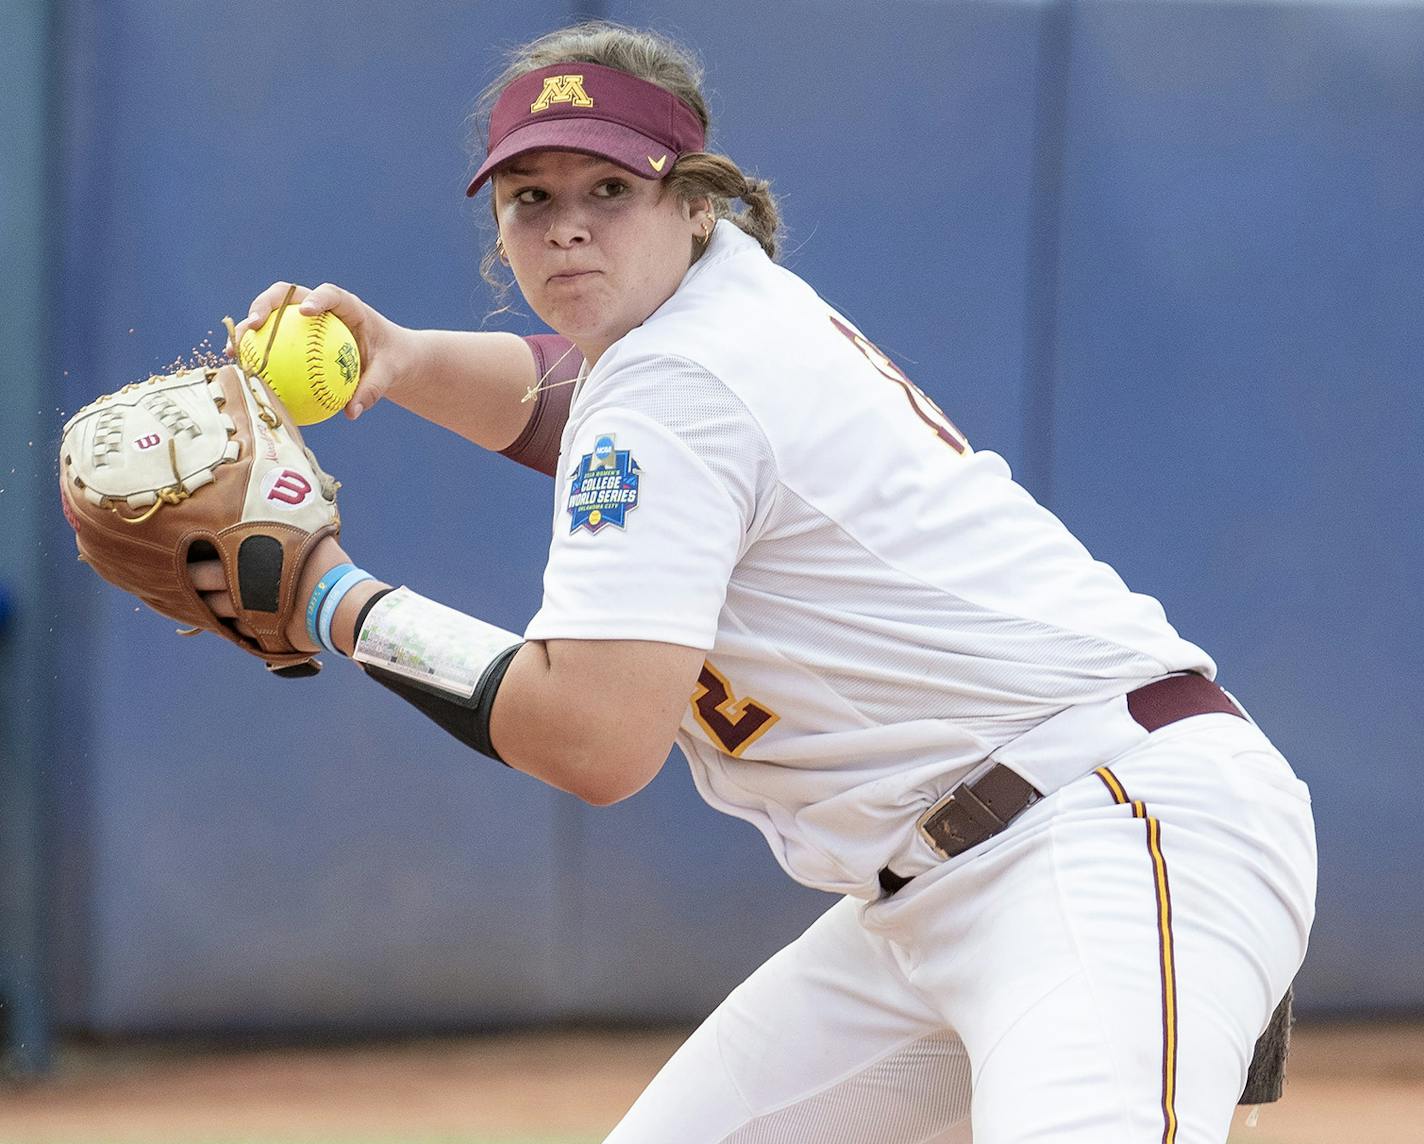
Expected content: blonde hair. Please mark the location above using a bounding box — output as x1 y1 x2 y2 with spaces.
472 21 781 288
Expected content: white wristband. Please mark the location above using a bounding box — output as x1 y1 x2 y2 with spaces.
352 586 522 698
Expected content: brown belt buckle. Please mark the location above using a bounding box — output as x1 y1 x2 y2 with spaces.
915 762 1040 862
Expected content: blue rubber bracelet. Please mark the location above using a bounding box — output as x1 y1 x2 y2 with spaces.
305 562 356 650
318 567 374 656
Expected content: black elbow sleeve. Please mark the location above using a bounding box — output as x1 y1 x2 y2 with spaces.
364 644 522 763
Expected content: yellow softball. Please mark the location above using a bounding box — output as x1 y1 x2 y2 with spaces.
237 305 361 425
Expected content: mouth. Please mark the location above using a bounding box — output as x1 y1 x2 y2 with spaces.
547 270 600 285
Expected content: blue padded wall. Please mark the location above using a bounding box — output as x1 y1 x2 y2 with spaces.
0 0 61 1074
1049 1 1424 1008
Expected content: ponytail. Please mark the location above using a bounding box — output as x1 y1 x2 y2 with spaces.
666 153 781 261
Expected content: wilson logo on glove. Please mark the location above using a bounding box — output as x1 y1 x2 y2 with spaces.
262 468 315 508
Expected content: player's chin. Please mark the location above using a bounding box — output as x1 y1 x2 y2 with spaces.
531 295 623 345
534 276 605 313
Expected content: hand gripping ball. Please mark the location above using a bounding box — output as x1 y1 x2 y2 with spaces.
237 305 361 425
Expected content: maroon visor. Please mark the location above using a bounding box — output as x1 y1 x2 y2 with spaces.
465 62 706 196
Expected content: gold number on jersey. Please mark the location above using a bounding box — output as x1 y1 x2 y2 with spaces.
829 315 969 454
691 661 780 757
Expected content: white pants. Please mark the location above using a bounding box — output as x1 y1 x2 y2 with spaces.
606 714 1317 1143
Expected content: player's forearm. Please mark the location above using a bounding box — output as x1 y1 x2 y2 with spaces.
389 329 537 451
320 578 647 802
309 560 686 803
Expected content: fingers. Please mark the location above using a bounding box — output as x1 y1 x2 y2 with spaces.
195 586 237 621
345 379 380 420
205 594 237 619
188 560 227 592
187 560 255 637
298 281 362 321
201 592 256 639
225 280 310 356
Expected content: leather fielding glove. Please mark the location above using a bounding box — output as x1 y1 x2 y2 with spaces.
59 363 340 676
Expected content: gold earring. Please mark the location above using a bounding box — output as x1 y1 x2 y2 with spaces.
495 235 510 266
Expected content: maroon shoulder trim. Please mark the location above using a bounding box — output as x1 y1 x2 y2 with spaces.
500 335 582 477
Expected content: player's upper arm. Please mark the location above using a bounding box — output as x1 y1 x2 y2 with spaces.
499 356 775 802
524 358 776 650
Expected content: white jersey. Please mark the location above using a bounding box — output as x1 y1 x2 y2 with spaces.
525 222 1213 896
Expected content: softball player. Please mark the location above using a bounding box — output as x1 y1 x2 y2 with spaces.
221 21 1317 1143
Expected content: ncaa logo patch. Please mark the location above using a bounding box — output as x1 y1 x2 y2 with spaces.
568 434 641 534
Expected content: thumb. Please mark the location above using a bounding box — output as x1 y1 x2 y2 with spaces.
344 375 388 420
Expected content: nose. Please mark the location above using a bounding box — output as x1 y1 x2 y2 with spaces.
545 205 591 248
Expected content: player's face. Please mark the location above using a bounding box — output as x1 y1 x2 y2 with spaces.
492 152 702 366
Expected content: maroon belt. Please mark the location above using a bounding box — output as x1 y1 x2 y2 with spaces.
877 674 1243 896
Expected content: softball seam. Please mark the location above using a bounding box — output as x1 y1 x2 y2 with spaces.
305 312 343 412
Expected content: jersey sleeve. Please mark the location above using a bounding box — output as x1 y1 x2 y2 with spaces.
499 335 582 477
524 360 772 649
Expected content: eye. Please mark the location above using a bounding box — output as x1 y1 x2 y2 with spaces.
513 187 547 205
593 179 629 199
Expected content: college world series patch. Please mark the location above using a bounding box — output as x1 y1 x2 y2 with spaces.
567 434 641 534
